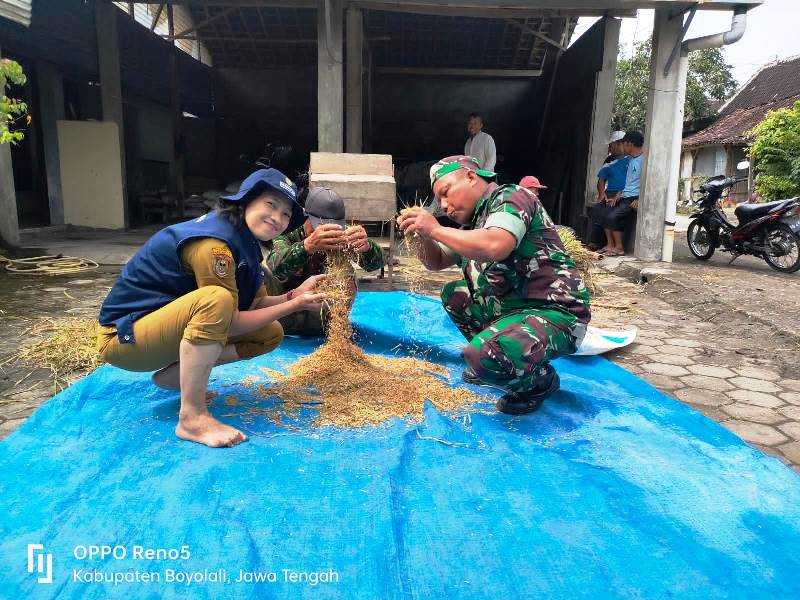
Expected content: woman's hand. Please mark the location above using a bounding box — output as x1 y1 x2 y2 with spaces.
292 291 326 312
292 273 327 296
344 225 371 253
397 207 439 238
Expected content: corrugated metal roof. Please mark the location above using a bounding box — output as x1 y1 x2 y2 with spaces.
0 0 31 27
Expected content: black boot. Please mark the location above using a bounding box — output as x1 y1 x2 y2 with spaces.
496 364 560 415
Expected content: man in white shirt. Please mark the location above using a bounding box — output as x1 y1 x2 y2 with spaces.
464 113 497 171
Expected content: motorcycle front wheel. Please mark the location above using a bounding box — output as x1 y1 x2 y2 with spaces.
763 224 800 273
687 220 716 260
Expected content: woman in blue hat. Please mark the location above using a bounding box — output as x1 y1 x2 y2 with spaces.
96 169 325 448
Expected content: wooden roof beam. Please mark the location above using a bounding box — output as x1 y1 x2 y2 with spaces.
150 2 165 31
376 67 543 77
128 0 317 6
164 5 239 39
506 17 567 50
355 3 636 18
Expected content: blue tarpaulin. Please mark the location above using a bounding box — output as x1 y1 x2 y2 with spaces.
1 291 799 599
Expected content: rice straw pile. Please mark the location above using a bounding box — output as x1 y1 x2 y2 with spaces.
13 317 100 386
239 247 484 428
556 226 601 295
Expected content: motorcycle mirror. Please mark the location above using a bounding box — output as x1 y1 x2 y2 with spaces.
736 160 751 171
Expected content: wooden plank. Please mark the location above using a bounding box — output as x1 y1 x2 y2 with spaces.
310 152 393 176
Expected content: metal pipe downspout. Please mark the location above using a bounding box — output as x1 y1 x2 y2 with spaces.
661 6 748 263
682 5 748 52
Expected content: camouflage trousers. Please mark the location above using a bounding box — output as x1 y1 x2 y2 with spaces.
441 280 582 393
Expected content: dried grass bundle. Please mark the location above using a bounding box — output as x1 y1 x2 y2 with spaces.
316 247 358 344
15 318 100 385
401 232 427 294
556 227 601 295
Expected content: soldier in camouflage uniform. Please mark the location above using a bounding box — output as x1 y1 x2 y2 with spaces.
264 187 385 335
398 156 590 414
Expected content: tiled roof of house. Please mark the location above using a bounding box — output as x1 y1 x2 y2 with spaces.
683 55 800 149
720 54 800 116
683 94 800 148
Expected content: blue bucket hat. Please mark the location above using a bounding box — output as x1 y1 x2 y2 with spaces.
220 168 305 230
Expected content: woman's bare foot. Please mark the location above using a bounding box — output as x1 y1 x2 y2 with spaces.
175 412 248 448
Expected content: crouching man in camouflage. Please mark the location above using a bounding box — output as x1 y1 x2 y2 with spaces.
397 156 590 414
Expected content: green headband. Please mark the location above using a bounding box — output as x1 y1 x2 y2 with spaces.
431 161 464 183
431 161 497 185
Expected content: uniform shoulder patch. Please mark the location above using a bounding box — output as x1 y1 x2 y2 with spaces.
214 255 232 278
211 246 233 258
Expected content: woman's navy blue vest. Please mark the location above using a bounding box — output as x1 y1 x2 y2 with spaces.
99 211 265 344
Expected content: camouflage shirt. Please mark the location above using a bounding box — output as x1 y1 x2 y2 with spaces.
265 225 385 292
447 183 590 326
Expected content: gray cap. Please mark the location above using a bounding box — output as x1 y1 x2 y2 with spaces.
304 187 346 229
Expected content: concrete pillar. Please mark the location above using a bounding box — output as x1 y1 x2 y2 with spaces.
95 0 129 227
583 18 621 212
635 9 683 261
345 7 363 153
0 47 20 245
318 0 344 152
36 61 65 225
661 48 690 262
679 149 694 205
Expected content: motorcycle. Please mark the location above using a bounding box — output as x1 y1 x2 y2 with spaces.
686 161 800 273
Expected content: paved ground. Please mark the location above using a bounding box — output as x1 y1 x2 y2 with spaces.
667 213 800 340
1 229 800 475
590 271 800 473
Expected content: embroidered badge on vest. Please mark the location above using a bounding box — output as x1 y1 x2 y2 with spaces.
213 247 233 278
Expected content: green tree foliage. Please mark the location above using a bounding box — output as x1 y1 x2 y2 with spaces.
612 41 738 132
747 100 800 200
613 41 650 133
0 58 29 144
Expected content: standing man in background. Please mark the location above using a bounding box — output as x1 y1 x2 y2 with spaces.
464 113 497 172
